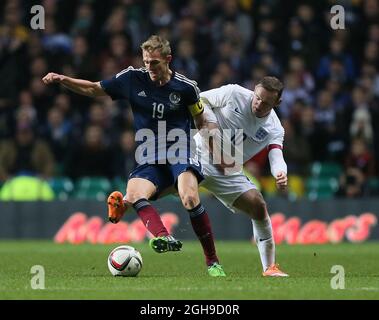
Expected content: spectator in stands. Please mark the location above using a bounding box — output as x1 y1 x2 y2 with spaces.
0 1 29 109
208 61 236 89
256 17 280 50
64 125 115 180
284 17 319 70
207 40 245 84
87 102 119 143
18 90 37 125
280 72 312 119
259 53 281 78
296 4 322 41
100 57 119 80
29 75 53 120
67 35 97 80
0 126 55 182
149 0 175 30
185 0 212 43
336 167 366 198
248 36 274 68
211 0 253 51
172 12 211 87
15 101 37 133
113 130 137 180
287 55 315 94
314 89 336 130
43 107 73 168
26 32 44 62
314 89 347 162
99 5 142 54
345 85 374 143
99 33 133 72
243 64 267 90
316 37 355 84
30 56 49 79
345 137 376 178
363 0 379 28
1 0 378 201
324 78 350 112
298 104 327 162
172 39 199 81
70 2 94 37
282 119 312 176
350 108 373 145
337 137 376 198
41 17 72 54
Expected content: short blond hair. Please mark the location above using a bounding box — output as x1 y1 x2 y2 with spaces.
140 35 171 57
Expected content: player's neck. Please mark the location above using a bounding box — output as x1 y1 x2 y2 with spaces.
156 69 172 86
256 111 271 118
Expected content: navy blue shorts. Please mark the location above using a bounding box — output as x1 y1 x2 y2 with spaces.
128 163 204 200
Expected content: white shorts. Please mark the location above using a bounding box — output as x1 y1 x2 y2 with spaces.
200 163 257 213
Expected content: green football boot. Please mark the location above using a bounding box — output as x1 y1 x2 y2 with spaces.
208 262 227 277
149 235 183 253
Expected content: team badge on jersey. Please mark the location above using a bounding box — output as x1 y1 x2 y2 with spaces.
253 127 268 142
169 92 181 105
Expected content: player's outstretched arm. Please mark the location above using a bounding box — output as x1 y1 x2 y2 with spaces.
42 72 107 97
268 147 288 190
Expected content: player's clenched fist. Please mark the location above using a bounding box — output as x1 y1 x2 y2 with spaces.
276 171 288 190
42 72 65 84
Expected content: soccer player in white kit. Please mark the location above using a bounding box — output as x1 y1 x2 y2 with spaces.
195 76 289 277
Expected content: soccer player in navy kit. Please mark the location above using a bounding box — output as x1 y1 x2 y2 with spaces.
42 35 226 277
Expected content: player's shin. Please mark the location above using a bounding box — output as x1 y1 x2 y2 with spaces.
188 203 219 266
252 217 275 271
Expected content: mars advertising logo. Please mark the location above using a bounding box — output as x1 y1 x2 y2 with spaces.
270 212 377 244
54 212 179 244
54 211 377 245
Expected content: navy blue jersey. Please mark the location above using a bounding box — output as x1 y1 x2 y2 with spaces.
100 67 202 164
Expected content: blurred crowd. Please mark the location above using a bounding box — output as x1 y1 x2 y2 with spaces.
0 0 379 199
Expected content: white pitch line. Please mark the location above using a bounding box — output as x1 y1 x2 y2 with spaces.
345 287 379 292
0 286 251 292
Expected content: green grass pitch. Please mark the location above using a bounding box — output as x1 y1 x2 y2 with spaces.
0 240 378 299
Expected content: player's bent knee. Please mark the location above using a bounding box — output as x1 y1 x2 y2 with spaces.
180 193 199 209
125 192 148 204
246 192 268 220
255 192 267 207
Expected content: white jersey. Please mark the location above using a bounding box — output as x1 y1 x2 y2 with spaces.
194 84 284 172
192 84 286 211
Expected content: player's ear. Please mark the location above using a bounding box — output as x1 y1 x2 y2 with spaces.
276 98 282 107
166 55 172 63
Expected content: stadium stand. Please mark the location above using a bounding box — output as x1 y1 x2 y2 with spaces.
0 0 378 200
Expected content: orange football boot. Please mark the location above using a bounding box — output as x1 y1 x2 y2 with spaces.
262 264 289 277
107 191 127 223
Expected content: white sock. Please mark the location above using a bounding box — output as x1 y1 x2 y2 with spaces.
252 217 275 271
